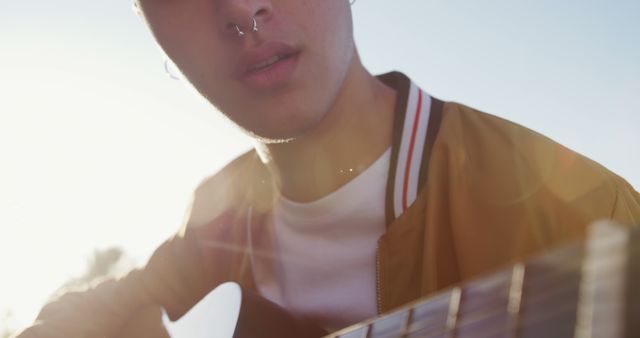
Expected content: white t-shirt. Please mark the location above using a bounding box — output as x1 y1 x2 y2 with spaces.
254 148 391 332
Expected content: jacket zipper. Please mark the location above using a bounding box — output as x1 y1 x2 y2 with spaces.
375 239 382 315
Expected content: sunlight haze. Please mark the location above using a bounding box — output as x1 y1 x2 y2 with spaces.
1 0 638 332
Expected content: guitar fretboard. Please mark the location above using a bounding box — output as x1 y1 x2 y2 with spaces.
326 222 639 338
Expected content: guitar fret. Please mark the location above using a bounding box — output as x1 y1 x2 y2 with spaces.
336 326 369 338
369 310 409 338
575 222 629 338
400 308 413 337
363 324 371 338
459 269 510 316
627 227 640 338
404 291 451 336
452 270 510 338
507 263 525 337
507 264 525 314
446 287 462 337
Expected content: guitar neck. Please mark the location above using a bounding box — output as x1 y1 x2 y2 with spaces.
326 222 640 338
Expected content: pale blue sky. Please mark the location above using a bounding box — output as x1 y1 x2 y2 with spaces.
1 0 638 330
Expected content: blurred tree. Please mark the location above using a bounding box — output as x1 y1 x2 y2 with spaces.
61 247 127 289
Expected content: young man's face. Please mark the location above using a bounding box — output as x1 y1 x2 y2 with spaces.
137 0 356 141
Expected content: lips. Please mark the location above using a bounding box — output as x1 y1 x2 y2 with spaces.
249 54 288 72
237 41 300 89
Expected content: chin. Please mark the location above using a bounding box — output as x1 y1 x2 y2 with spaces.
236 109 326 144
202 63 344 144
242 120 320 144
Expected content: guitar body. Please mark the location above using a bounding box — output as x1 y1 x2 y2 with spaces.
233 290 328 338
163 282 327 338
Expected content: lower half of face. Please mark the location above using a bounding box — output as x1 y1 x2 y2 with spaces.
143 0 356 141
198 42 355 142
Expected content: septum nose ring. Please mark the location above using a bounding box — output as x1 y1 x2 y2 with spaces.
235 17 258 37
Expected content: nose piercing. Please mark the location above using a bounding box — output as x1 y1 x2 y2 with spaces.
234 17 258 37
235 24 245 37
251 17 258 32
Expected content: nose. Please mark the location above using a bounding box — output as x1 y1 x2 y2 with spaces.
218 0 273 36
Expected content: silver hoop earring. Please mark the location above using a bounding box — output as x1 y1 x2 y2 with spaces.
164 59 181 80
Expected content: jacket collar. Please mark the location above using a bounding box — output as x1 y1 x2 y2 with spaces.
379 72 444 225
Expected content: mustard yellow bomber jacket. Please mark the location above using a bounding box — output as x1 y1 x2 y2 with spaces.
16 73 640 337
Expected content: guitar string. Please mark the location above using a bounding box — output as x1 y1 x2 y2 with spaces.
446 275 578 329
331 285 622 338
372 264 617 337
409 292 629 338
407 301 579 338
410 265 626 337
336 243 628 338
363 293 623 338
394 257 626 338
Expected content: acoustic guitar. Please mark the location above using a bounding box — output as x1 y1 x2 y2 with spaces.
163 221 639 338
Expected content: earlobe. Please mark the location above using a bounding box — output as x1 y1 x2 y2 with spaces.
132 1 143 18
132 1 151 27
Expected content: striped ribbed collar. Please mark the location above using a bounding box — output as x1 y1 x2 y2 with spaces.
378 72 444 225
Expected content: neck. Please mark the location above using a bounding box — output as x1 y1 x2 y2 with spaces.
256 56 397 202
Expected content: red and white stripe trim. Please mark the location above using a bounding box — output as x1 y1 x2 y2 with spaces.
393 82 432 218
